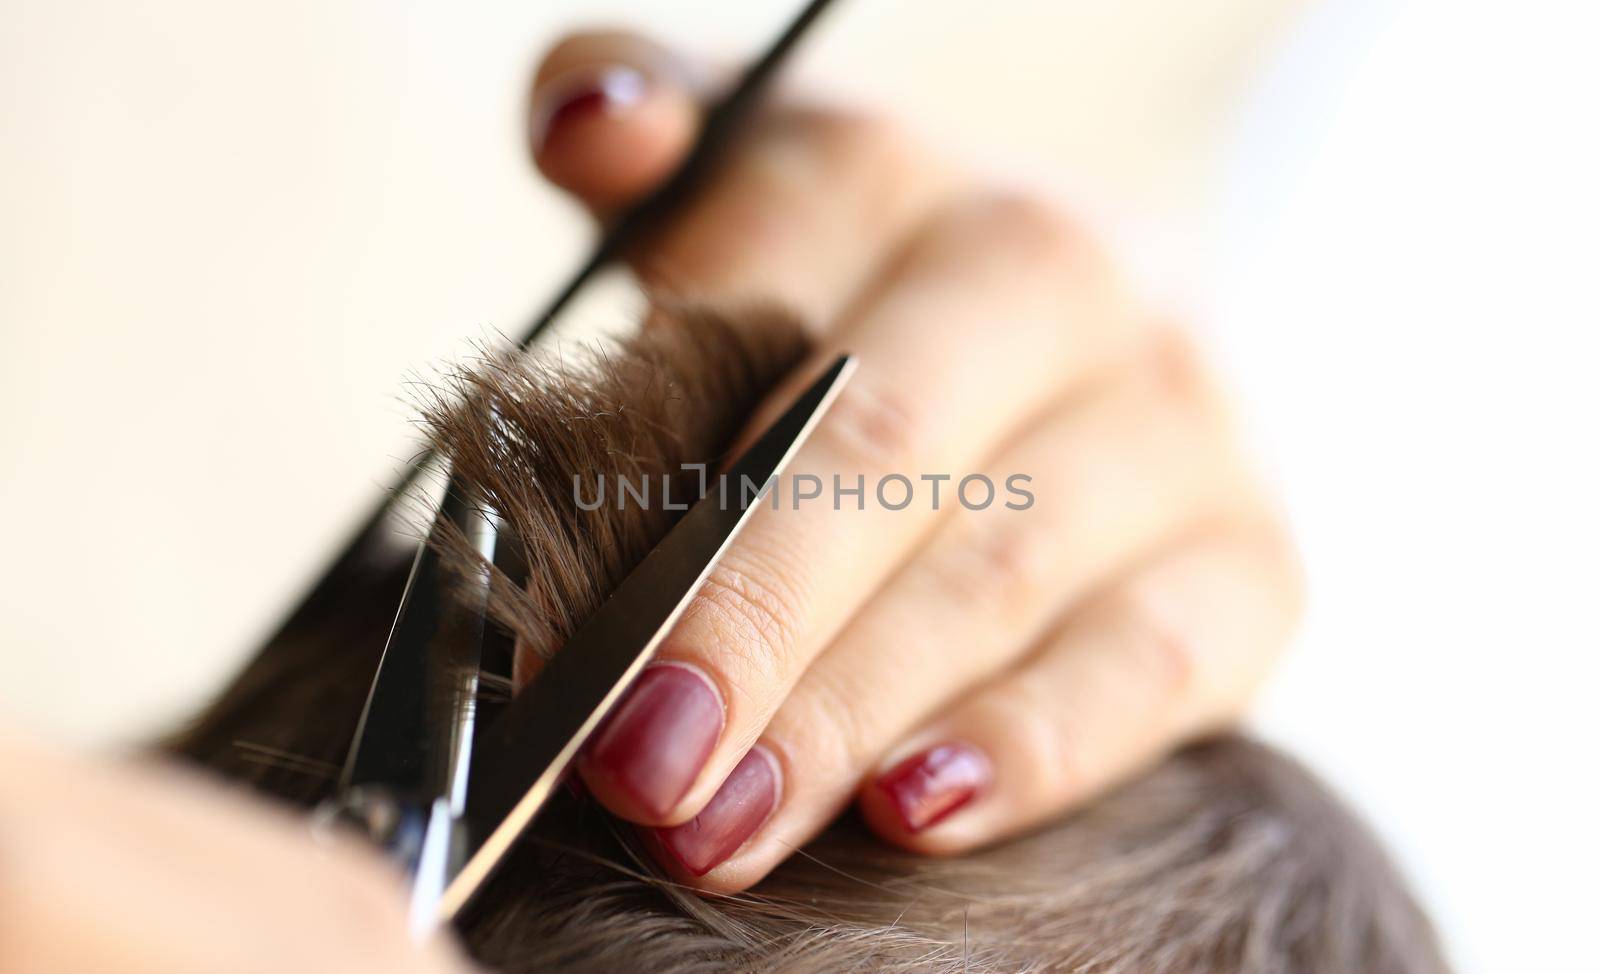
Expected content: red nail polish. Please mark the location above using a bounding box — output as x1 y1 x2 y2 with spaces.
583 663 724 819
875 742 990 832
655 746 780 876
533 66 648 152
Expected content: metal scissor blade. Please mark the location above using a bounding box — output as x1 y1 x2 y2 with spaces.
329 484 500 933
438 354 855 921
340 487 497 801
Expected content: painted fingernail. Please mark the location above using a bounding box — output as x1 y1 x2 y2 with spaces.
655 746 781 876
532 65 649 154
583 662 724 819
874 742 991 832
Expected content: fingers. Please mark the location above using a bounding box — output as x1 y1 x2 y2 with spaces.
529 31 952 326
527 30 1298 896
576 194 1133 839
529 31 700 212
858 518 1301 855
697 338 1246 886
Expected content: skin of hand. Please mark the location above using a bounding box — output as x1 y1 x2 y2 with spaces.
0 733 472 974
530 32 1304 893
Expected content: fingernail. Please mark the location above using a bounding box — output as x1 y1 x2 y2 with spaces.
655 746 781 876
532 65 649 154
583 662 724 819
874 742 991 832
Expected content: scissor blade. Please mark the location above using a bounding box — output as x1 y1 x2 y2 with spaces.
340 488 498 801
440 354 855 921
323 483 501 932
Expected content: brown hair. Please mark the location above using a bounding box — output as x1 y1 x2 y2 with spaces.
166 304 1448 973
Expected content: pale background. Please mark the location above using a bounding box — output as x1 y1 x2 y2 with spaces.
2 1 1596 971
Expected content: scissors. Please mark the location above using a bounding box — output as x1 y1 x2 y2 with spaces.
312 0 847 936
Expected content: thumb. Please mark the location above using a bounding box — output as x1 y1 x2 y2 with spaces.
529 30 703 215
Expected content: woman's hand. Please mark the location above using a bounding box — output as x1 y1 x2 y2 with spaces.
532 32 1301 892
0 734 469 974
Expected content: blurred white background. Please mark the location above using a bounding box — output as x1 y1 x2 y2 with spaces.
2 1 1595 970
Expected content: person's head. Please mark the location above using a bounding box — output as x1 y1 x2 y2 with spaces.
168 304 1447 973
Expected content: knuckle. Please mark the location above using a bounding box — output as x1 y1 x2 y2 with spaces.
1243 516 1308 653
1279 536 1307 628
1131 607 1201 702
792 667 879 776
812 370 930 472
1142 324 1211 404
1262 519 1307 623
944 191 1095 272
692 548 811 695
1134 324 1236 439
981 680 1094 807
922 516 1046 623
1104 587 1199 704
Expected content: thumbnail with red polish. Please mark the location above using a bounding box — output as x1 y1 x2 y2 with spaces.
534 65 648 153
875 742 990 832
656 746 780 876
583 662 723 819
